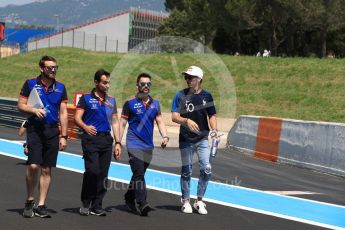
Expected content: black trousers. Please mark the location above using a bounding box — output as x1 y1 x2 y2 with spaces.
81 133 113 209
125 149 152 206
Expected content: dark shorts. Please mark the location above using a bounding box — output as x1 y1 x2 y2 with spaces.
26 125 59 167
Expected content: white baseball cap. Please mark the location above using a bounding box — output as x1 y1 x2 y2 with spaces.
182 66 203 79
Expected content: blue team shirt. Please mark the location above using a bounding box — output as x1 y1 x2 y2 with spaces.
20 75 68 124
121 95 161 150
171 88 216 143
77 89 117 132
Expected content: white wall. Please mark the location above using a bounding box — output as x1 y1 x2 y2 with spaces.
28 13 130 52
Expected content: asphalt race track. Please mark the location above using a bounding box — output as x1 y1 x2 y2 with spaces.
0 126 344 230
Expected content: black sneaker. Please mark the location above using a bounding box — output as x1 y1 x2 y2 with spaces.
90 208 106 216
138 204 154 217
23 200 35 218
34 205 51 218
125 199 138 214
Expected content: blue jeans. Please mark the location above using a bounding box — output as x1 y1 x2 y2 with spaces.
180 139 211 200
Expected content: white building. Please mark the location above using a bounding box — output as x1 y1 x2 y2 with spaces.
27 8 167 53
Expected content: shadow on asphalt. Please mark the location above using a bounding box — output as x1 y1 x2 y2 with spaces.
6 208 57 216
6 209 23 216
154 205 180 211
104 204 135 214
61 206 134 215
61 207 80 215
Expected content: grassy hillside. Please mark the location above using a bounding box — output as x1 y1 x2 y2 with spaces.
1 47 345 122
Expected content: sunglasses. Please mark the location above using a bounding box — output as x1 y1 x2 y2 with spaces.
184 75 197 80
44 66 59 72
139 82 152 87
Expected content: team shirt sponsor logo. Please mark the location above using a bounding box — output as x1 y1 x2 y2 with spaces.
34 85 44 96
134 103 143 109
89 98 99 110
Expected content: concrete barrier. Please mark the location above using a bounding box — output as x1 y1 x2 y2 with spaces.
227 115 345 177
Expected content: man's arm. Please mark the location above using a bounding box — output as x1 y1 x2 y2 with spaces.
18 81 46 119
74 108 97 136
209 114 218 137
172 112 200 133
112 115 121 143
118 117 128 142
119 100 130 142
59 102 68 136
112 115 121 160
59 102 68 150
155 114 169 148
17 96 45 119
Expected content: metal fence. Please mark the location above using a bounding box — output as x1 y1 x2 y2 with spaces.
0 97 25 128
27 30 128 52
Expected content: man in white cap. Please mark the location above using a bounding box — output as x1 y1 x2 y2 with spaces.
171 66 218 215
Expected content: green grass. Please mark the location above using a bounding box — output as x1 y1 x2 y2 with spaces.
1 47 345 122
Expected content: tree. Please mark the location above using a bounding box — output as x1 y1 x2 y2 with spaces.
224 0 259 53
159 0 216 47
254 0 304 56
302 0 345 57
158 9 190 37
160 0 345 57
164 0 185 11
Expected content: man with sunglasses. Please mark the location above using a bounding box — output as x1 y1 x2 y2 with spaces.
171 66 217 215
119 72 169 216
18 56 68 218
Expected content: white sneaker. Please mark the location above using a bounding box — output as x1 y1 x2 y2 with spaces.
181 201 193 214
193 200 208 215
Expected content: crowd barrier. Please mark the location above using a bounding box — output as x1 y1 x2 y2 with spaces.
66 105 79 139
228 115 345 177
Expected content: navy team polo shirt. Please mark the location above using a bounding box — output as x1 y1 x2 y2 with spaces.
20 75 68 124
171 88 216 143
121 95 161 150
77 89 117 132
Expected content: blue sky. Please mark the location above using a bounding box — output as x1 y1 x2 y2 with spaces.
0 0 34 7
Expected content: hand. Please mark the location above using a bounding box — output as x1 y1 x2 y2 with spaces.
34 108 46 119
84 125 97 136
18 126 26 136
161 136 169 149
210 129 218 139
113 143 121 160
59 137 67 151
186 119 200 133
